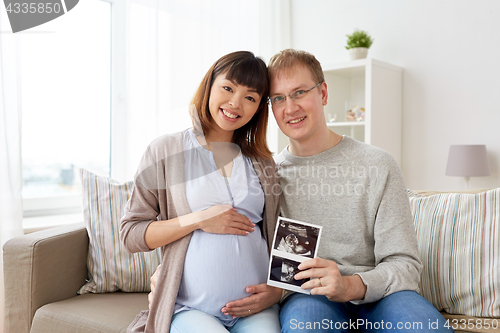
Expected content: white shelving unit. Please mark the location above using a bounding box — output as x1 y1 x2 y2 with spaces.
323 58 403 165
326 121 365 139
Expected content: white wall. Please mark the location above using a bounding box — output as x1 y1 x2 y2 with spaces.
289 0 500 190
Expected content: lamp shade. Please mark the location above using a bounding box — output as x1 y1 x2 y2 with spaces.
445 145 491 177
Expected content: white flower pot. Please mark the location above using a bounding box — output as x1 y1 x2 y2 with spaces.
349 47 368 60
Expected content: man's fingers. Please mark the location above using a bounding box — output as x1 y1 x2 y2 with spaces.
300 277 325 290
294 267 324 280
309 285 328 296
297 258 316 270
298 258 330 270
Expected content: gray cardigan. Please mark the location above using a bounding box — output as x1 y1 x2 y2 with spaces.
120 130 280 333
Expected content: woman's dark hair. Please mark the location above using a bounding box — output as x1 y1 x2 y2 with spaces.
191 51 271 159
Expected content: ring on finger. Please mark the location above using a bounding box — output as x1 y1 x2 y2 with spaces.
248 309 251 314
318 277 322 286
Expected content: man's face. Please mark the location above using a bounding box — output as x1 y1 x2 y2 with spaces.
269 65 328 145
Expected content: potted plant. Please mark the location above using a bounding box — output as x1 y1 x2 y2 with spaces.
345 29 373 60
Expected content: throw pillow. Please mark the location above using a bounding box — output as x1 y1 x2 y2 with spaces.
408 189 500 317
78 168 161 294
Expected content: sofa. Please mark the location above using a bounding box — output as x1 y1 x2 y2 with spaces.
3 222 148 333
3 188 499 333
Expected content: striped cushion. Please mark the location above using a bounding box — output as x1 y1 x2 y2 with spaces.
408 189 500 317
78 169 161 294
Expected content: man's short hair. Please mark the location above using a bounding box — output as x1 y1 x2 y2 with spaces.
268 49 325 84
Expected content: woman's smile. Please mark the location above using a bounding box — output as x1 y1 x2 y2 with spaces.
220 108 241 121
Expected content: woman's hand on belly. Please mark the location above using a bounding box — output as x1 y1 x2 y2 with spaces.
221 283 282 318
198 204 255 236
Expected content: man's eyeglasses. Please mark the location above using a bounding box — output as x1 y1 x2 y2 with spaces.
268 81 323 108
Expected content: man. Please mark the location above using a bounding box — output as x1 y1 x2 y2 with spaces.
259 49 452 332
152 49 452 332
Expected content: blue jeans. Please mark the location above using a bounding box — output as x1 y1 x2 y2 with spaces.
170 305 281 333
280 291 453 332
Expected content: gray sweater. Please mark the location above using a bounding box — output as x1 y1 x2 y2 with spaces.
120 130 281 333
274 136 422 303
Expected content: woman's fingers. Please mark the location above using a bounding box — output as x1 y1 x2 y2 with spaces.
200 206 256 235
223 211 254 232
227 227 250 236
216 221 253 235
232 211 255 225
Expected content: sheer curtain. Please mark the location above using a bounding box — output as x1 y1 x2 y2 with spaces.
111 0 276 181
0 12 25 333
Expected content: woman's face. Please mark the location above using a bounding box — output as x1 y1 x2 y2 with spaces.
208 72 262 137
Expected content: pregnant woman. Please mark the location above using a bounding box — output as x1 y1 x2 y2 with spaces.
120 51 282 333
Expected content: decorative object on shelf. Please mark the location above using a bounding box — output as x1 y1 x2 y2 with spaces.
345 105 365 122
345 29 374 60
326 113 338 122
346 110 356 121
352 105 365 121
445 144 491 190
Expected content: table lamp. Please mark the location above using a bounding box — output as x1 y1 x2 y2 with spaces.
445 145 491 190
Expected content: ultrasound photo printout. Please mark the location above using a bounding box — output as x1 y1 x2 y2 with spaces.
267 217 322 294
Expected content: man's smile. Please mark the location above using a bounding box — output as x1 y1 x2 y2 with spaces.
288 116 306 124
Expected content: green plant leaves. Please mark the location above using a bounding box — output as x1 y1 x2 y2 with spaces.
345 29 373 50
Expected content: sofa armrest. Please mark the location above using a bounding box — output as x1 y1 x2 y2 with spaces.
3 222 89 333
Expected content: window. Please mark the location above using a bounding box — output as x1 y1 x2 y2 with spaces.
21 1 111 219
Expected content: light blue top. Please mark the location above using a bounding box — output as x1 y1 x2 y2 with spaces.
174 129 269 326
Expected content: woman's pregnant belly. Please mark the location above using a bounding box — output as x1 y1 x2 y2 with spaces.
176 225 269 320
